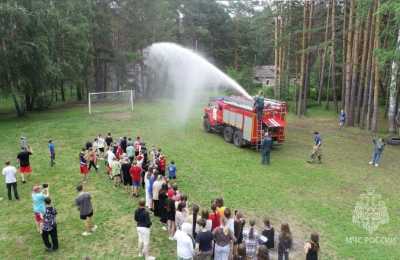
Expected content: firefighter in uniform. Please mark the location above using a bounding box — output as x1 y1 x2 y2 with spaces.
261 132 273 165
254 91 265 122
308 131 322 163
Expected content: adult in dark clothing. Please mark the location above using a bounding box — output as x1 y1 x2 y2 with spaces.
134 199 152 258
261 132 273 165
120 137 128 153
304 232 319 260
121 158 132 189
254 92 265 121
105 133 113 148
196 218 213 259
278 223 292 260
158 183 169 225
262 218 275 249
41 197 58 251
234 211 245 245
17 146 33 183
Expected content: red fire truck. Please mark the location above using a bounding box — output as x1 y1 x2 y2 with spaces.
203 96 287 147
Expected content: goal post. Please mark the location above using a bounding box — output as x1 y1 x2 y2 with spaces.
88 89 134 114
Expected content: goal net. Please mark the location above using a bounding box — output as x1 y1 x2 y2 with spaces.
88 90 134 114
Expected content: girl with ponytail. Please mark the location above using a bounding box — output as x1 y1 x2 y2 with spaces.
243 219 259 259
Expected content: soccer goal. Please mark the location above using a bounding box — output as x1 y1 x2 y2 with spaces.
88 90 134 114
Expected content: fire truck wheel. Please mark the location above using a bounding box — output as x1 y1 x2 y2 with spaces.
223 126 234 143
233 130 244 147
203 118 212 132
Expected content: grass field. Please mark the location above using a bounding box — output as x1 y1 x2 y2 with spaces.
0 100 399 260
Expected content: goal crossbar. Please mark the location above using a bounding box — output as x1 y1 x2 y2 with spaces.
88 89 134 114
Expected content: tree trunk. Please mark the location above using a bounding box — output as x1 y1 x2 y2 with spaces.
330 0 338 111
274 16 280 99
297 0 309 116
326 54 332 109
318 1 330 104
341 0 348 108
366 64 375 130
360 2 376 128
10 82 23 116
355 6 373 125
76 84 83 101
344 0 355 125
302 0 314 115
60 79 65 102
388 28 400 133
348 14 360 126
371 0 380 133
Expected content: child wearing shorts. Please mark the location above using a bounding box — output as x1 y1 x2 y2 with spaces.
32 185 48 233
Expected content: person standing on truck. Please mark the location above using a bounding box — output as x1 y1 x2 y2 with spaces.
261 132 273 165
254 91 265 122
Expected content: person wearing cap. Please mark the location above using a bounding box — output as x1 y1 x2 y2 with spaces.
2 161 19 200
48 140 55 167
260 132 273 165
32 185 48 233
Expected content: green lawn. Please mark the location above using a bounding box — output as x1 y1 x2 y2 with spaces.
0 100 399 260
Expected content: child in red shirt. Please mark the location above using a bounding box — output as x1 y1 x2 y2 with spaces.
129 161 142 197
159 155 166 176
209 203 221 231
116 145 123 160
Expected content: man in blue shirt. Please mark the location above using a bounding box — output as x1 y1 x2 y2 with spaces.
308 132 322 163
168 161 177 180
48 140 55 167
261 132 273 165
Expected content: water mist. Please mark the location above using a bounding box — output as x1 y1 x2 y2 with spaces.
145 42 252 123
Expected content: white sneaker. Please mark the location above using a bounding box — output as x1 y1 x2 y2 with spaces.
369 161 373 165
168 236 174 240
146 256 155 260
82 231 91 236
138 252 143 257
374 164 379 167
91 225 98 232
162 226 167 231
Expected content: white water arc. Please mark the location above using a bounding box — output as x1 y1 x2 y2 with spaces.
145 42 252 122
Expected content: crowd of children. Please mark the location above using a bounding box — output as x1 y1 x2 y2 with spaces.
69 133 319 260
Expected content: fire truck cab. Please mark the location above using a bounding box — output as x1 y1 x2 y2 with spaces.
203 96 287 147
